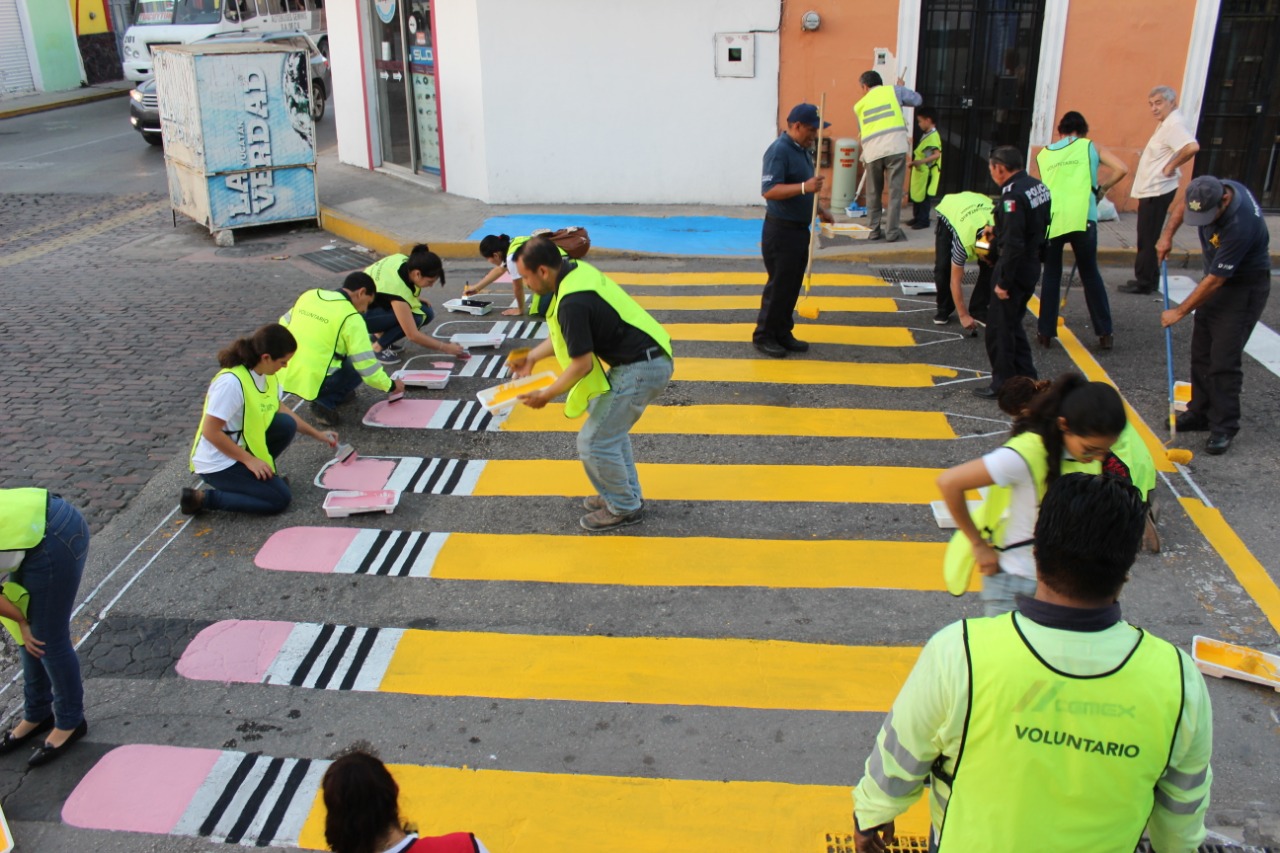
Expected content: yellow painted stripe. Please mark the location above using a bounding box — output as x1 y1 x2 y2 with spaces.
298 764 933 852
502 402 956 439
607 271 890 287
377 629 921 712
674 357 964 387
1180 499 1280 635
435 534 971 590
472 460 945 504
635 295 900 312
666 322 916 347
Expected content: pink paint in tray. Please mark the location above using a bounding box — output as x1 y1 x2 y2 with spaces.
322 490 400 518
320 457 397 490
395 369 450 388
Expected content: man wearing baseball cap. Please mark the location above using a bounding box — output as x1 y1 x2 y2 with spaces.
1156 176 1270 455
754 103 835 358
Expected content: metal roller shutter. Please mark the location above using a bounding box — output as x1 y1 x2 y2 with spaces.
0 0 36 97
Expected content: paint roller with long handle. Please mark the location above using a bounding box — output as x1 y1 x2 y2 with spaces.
797 93 826 322
1162 260 1194 465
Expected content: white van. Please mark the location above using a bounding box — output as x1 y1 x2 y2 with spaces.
121 0 327 82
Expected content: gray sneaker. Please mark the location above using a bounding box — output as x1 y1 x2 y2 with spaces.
375 349 401 365
580 506 644 532
583 495 645 512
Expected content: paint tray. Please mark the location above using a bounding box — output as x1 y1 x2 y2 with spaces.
930 492 988 529
322 489 400 518
1192 636 1280 692
450 332 506 349
476 371 557 415
393 368 450 389
1173 381 1191 412
819 222 873 248
443 297 494 316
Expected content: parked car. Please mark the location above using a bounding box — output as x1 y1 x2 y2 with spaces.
128 29 330 146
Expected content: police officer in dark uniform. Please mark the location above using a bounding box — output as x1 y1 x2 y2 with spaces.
1157 175 1271 455
974 145 1052 399
754 103 835 358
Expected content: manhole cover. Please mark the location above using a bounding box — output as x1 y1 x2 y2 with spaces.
877 266 977 287
298 247 376 272
215 241 288 258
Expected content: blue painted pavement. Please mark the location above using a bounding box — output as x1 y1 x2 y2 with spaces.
467 214 765 257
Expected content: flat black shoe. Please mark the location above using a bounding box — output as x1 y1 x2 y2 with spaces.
780 337 809 353
1174 413 1210 433
1205 434 1233 455
753 339 787 358
971 387 998 399
0 717 53 755
28 719 87 768
1118 282 1155 294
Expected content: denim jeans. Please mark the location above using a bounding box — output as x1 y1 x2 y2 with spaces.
15 495 88 730
1037 222 1113 338
315 357 364 410
577 354 673 515
865 153 907 239
979 571 1037 617
201 412 296 514
366 303 431 350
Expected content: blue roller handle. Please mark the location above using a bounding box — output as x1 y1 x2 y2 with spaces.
1163 260 1176 431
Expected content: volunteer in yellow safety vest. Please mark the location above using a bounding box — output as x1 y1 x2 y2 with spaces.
0 488 92 766
936 373 1126 615
278 271 406 428
931 191 993 331
464 234 564 317
907 107 942 229
853 69 922 242
1033 111 1129 350
853 473 1213 853
363 243 467 365
182 324 338 517
507 237 673 533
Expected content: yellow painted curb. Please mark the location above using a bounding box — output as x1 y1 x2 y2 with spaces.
0 86 129 120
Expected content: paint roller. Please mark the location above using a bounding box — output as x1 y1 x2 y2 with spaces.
796 93 826 322
1162 260 1193 466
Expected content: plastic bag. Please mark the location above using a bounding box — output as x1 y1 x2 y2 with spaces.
1097 197 1118 221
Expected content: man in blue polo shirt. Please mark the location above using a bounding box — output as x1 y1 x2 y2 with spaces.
754 103 835 358
1157 175 1271 455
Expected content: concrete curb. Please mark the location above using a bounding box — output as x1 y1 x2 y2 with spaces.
0 86 131 121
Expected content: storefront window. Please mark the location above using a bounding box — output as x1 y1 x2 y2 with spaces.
368 0 441 175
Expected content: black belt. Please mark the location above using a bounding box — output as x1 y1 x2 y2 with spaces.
615 346 670 366
765 214 810 230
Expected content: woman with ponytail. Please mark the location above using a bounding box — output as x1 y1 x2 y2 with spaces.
182 324 338 516
362 243 467 364
937 372 1127 614
463 233 561 317
321 751 489 853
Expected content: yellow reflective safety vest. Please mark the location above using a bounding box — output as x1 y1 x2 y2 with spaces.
1036 137 1094 238
189 366 281 473
1108 422 1157 502
0 488 48 550
909 127 941 202
936 612 1184 852
944 431 1100 595
278 289 363 400
365 253 423 316
854 85 907 147
547 261 672 419
935 192 994 263
508 235 565 316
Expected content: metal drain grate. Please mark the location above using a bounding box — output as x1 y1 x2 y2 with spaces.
298 247 376 272
821 835 1273 852
1139 845 1276 853
878 266 978 287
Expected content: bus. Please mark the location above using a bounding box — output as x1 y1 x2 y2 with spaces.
120 0 327 81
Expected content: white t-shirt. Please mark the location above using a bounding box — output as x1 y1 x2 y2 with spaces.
980 446 1040 579
191 371 282 475
1131 109 1197 198
382 834 491 853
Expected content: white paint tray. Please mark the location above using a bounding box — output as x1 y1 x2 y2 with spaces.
450 332 506 349
322 489 400 518
1192 635 1280 692
393 368 450 389
901 281 937 297
443 297 495 316
819 222 873 249
476 371 557 415
930 493 987 529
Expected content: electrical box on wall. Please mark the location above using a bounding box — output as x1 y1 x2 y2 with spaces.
715 32 755 78
873 47 897 83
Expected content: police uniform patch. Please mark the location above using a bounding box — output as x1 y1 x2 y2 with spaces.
1003 199 1017 213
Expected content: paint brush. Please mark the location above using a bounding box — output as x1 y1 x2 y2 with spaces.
387 390 405 404
334 443 357 465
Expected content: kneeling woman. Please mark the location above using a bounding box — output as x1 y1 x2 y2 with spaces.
183 324 337 515
937 372 1126 616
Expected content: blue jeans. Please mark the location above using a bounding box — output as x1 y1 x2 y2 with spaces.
979 571 1037 617
1037 222 1113 337
366 303 431 350
201 413 296 514
577 354 673 514
315 358 363 410
16 495 88 730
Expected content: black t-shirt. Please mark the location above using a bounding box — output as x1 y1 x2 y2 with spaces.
557 276 660 365
1200 179 1271 279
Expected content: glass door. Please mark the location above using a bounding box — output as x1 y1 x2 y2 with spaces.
407 0 440 174
915 0 1045 194
1194 0 1280 209
370 0 415 170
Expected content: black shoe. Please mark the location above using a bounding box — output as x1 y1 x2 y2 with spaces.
753 339 787 358
179 488 204 516
1174 412 1210 433
0 717 53 755
933 311 952 326
28 719 87 768
1036 333 1053 349
1118 281 1155 295
1205 433 1233 455
1098 334 1113 351
971 386 998 399
910 221 931 230
780 337 809 353
311 403 340 428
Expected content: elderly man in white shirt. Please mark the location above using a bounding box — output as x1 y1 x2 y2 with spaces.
1123 85 1200 295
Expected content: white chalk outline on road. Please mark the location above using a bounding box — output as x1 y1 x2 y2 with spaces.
1167 274 1280 380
